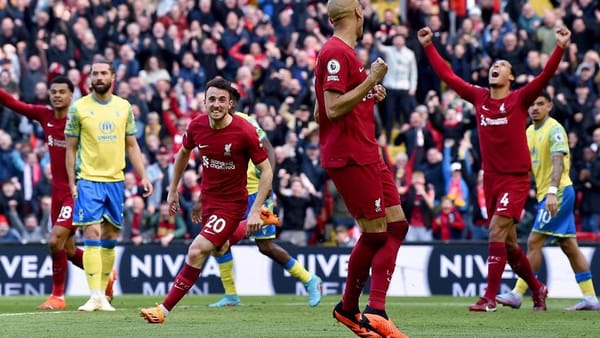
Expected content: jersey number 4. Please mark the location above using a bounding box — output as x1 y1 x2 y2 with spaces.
499 193 509 206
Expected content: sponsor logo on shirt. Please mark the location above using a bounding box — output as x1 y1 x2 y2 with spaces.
97 121 117 142
202 155 235 170
480 114 508 127
47 135 67 148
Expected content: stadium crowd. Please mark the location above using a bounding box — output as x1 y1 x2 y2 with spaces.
0 0 600 245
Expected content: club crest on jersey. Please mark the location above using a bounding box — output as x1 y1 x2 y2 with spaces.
224 143 232 156
375 198 382 213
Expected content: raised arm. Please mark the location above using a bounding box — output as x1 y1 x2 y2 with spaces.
418 27 477 102
519 27 570 106
0 87 44 120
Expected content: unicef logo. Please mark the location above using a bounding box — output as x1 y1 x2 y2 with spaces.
99 121 115 134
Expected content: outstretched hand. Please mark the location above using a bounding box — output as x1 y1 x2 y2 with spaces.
555 26 571 48
418 27 433 46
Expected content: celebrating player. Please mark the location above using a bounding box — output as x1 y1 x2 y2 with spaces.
315 0 410 336
0 77 115 310
418 25 571 311
496 92 599 311
66 60 152 311
209 86 322 308
140 77 273 324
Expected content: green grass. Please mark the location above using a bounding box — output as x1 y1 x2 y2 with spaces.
1 295 599 337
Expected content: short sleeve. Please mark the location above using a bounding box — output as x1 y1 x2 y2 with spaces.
321 49 350 94
549 125 568 154
64 105 80 138
125 104 137 136
246 125 268 165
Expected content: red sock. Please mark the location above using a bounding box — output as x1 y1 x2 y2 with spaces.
68 248 84 269
484 242 507 300
368 220 409 310
507 246 541 290
163 263 201 311
342 232 387 314
51 250 68 297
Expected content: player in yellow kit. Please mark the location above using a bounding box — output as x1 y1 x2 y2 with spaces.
496 92 599 311
209 87 322 308
65 60 152 311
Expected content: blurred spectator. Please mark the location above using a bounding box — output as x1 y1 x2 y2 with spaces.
148 201 187 247
9 209 48 244
122 195 153 245
178 169 201 236
376 32 418 137
579 131 600 233
432 196 466 241
0 214 21 243
147 145 174 213
403 170 434 242
335 225 356 247
277 173 320 246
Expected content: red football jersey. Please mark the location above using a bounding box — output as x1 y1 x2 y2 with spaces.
182 114 268 204
424 44 565 174
0 89 69 191
315 36 380 169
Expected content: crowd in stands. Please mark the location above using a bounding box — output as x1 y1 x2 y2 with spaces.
1 0 600 246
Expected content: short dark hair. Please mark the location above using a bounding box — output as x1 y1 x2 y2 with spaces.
91 59 115 74
229 84 241 103
50 76 74 93
205 77 231 96
538 90 552 103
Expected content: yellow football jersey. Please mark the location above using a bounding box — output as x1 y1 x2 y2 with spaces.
235 112 266 194
526 117 572 202
65 94 137 182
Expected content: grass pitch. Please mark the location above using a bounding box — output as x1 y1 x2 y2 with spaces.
1 295 598 337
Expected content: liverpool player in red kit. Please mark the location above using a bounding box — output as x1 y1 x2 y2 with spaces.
0 77 115 309
418 26 571 312
315 0 409 336
140 77 273 324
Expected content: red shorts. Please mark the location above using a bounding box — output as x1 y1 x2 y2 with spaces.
201 201 246 247
483 172 529 221
51 189 76 231
326 161 400 220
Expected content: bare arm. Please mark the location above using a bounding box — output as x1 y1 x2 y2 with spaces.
545 152 564 217
126 135 152 197
166 146 193 216
246 158 273 234
549 153 564 189
262 137 276 169
66 137 78 197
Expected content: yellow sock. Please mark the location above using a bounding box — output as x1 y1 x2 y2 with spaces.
83 244 102 292
579 279 596 297
285 259 311 284
514 277 529 295
219 260 237 295
100 247 115 290
575 271 597 297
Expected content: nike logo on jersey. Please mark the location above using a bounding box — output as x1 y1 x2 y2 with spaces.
359 67 365 73
47 122 54 127
482 105 490 111
199 145 209 149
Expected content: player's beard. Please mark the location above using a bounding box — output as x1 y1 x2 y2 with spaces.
92 81 112 95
